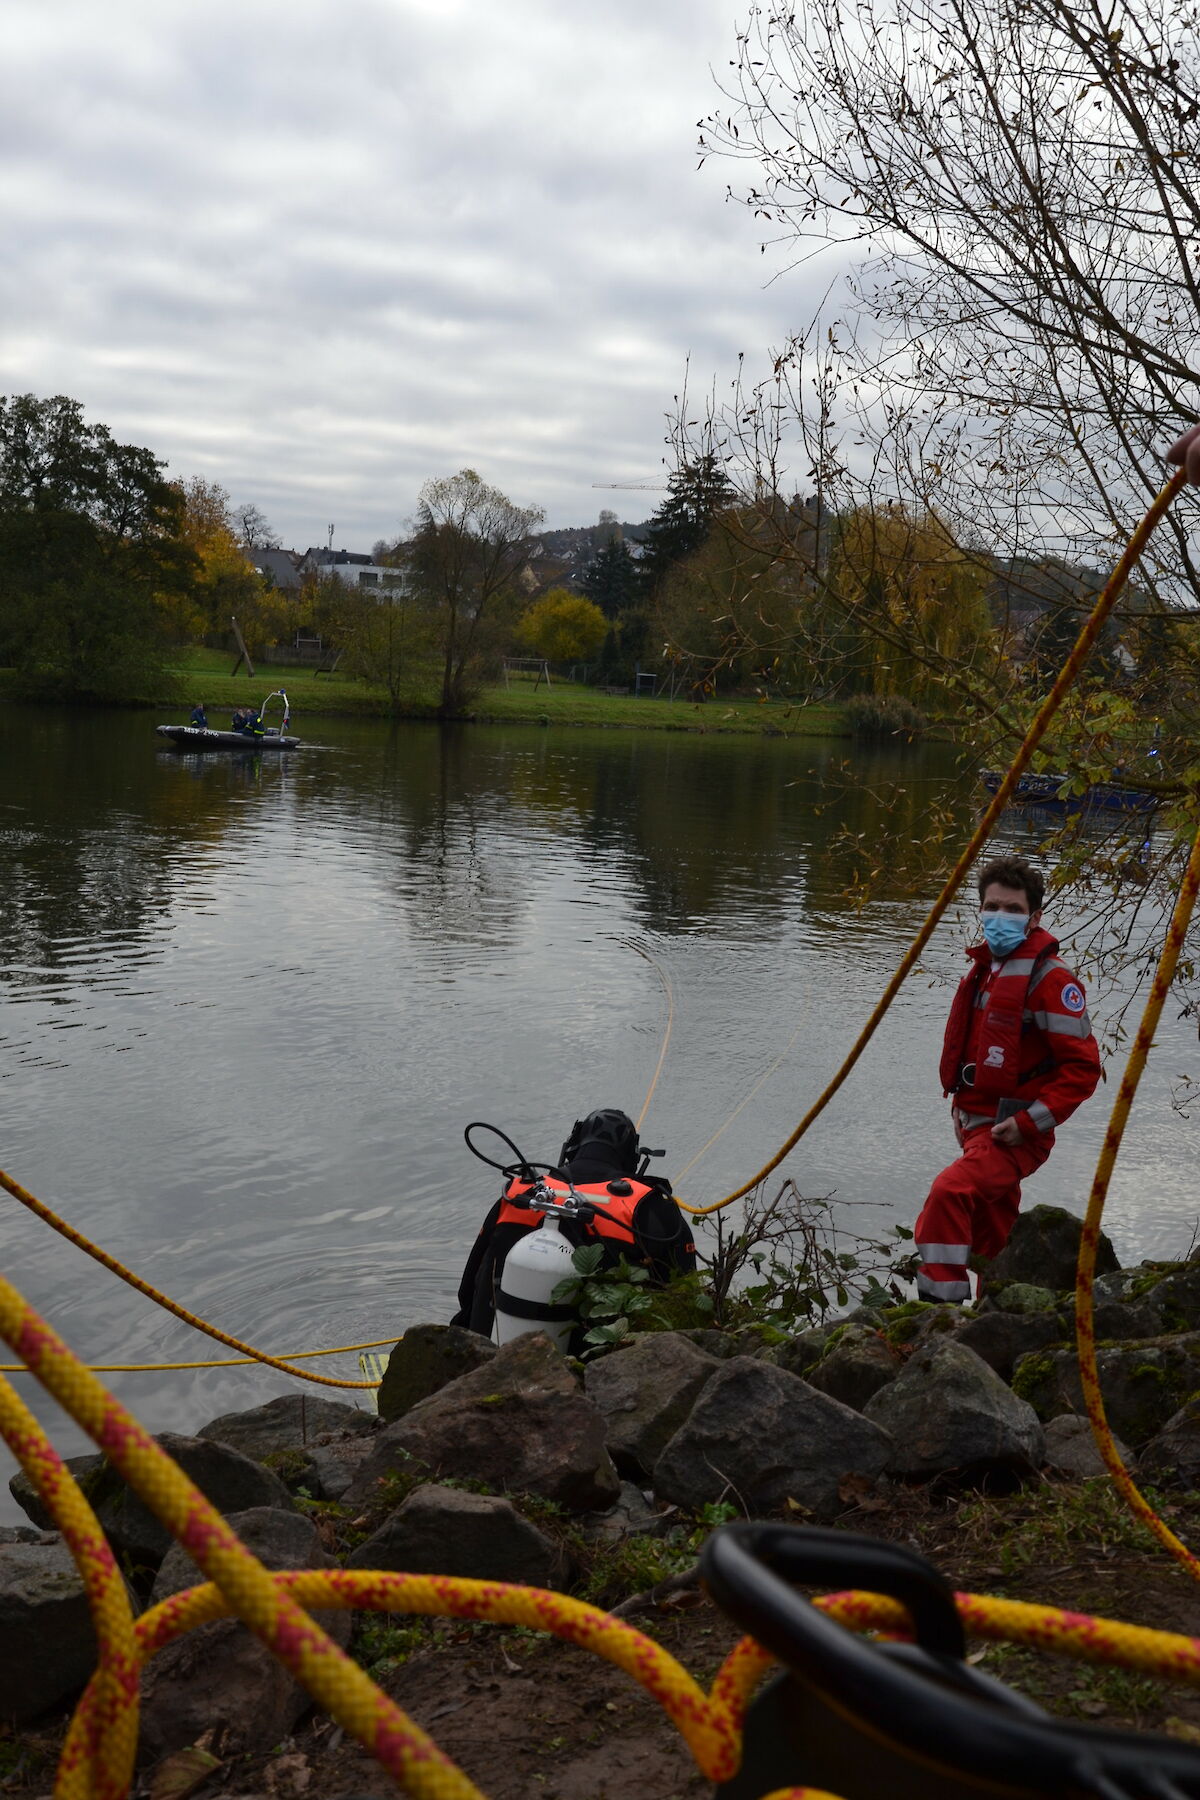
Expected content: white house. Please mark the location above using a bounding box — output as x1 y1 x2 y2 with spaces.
299 547 412 596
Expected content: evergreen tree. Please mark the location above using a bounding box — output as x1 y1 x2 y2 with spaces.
635 454 735 600
581 536 639 619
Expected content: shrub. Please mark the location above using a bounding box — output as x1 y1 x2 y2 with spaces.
844 693 928 740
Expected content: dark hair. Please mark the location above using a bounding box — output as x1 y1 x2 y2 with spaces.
976 855 1044 912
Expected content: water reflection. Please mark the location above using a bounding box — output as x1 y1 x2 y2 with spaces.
0 704 1195 1519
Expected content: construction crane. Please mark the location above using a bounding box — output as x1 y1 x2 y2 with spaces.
591 481 669 490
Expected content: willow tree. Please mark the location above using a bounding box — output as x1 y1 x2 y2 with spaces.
824 505 994 702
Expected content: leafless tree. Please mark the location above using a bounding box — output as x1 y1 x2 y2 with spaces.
408 469 544 716
681 0 1200 1005
231 501 280 549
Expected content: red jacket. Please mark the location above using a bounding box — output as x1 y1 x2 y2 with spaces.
940 926 1101 1143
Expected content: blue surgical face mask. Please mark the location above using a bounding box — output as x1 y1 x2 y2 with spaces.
981 912 1029 958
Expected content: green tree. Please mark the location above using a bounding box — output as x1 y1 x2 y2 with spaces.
407 469 544 717
517 589 608 665
321 580 434 707
653 519 811 695
636 454 735 601
823 505 995 702
581 537 639 619
0 394 194 700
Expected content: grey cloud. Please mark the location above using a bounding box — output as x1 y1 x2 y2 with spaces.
1 0 829 546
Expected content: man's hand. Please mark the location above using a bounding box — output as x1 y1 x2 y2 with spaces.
991 1116 1023 1147
1167 424 1200 484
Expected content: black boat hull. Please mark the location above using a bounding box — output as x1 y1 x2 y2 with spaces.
156 725 300 751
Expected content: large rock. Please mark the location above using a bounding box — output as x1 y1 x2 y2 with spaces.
583 1334 720 1476
578 1481 671 1548
12 1434 293 1570
771 1326 843 1379
141 1507 349 1763
805 1326 900 1413
1043 1414 1131 1480
346 1483 570 1588
983 1204 1118 1292
377 1324 497 1424
1091 1296 1167 1341
984 1283 1061 1316
1014 1339 1200 1447
1011 1334 1200 1448
956 1309 1066 1383
1140 1263 1200 1335
652 1357 894 1519
0 1536 111 1724
863 1340 1043 1480
198 1394 374 1491
344 1331 620 1514
307 1438 377 1502
1139 1397 1200 1489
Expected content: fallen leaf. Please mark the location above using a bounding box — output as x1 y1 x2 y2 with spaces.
148 1746 222 1800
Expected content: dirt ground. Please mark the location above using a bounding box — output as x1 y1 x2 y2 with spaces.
6 1480 1200 1799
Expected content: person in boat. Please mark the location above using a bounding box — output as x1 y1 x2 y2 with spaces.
230 706 246 731
451 1107 695 1339
913 855 1101 1304
189 703 208 728
238 708 265 738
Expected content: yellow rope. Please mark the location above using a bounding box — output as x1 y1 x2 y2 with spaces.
627 938 676 1131
0 1373 139 1800
675 1021 804 1181
679 467 1187 1216
0 1167 379 1390
9 1257 1200 1797
0 1336 399 1375
0 1273 483 1800
1073 820 1200 1580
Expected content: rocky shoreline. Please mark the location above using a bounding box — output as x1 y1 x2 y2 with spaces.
4 1202 1200 1786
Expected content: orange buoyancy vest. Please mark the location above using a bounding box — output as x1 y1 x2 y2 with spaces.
497 1175 655 1256
938 926 1059 1097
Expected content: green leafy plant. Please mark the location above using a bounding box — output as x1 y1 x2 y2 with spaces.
353 1616 430 1675
693 1179 916 1333
551 1246 656 1356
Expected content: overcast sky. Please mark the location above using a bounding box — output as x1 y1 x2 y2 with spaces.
1 0 831 551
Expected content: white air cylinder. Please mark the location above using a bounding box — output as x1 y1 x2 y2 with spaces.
494 1214 578 1352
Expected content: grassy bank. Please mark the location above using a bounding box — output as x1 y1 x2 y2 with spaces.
158 648 851 736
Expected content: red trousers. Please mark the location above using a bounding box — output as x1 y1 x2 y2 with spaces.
914 1123 1053 1302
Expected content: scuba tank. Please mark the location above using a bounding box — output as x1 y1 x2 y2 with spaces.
460 1116 673 1350
493 1211 579 1352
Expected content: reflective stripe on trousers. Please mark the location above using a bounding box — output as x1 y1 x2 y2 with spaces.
914 1123 1054 1305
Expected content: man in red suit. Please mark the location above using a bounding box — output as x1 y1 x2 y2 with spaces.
914 856 1101 1302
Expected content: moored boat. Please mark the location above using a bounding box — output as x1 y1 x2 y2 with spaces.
979 769 1156 813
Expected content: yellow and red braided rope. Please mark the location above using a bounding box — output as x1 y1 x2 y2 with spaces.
1072 820 1200 1581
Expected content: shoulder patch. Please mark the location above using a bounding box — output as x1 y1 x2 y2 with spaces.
1060 982 1086 1014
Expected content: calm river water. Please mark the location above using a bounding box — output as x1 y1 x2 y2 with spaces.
1 703 1196 1515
